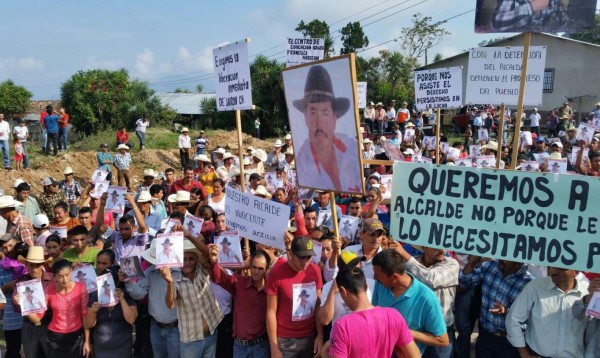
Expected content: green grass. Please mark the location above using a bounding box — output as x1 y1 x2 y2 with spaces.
71 127 183 151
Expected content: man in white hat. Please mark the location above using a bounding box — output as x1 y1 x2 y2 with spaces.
266 139 285 170
114 143 133 190
282 133 293 153
122 239 181 358
32 213 51 248
0 196 34 246
178 127 192 168
38 177 67 221
161 231 223 356
59 166 82 218
136 168 157 195
169 166 208 206
14 182 41 222
250 149 267 176
216 152 235 181
126 191 162 237
281 147 295 171
364 102 376 134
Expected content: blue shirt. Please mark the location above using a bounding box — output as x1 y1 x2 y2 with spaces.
44 114 59 133
126 210 162 237
0 264 23 330
459 260 532 334
372 272 446 354
97 152 113 172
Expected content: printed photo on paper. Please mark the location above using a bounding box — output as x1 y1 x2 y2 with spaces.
292 282 317 321
217 231 244 268
71 264 98 293
17 279 47 316
155 232 184 268
120 256 144 280
96 273 118 307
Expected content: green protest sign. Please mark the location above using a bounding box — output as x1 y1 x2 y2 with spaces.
391 162 600 272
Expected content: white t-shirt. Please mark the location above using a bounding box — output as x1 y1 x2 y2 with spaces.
13 125 28 141
0 121 10 141
320 277 375 324
135 119 150 133
529 113 541 127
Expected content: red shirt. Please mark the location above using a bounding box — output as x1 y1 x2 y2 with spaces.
58 114 69 128
210 262 267 340
45 282 88 333
40 111 48 127
169 179 208 200
266 261 323 338
117 131 129 144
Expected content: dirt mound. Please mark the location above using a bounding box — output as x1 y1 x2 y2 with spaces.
2 130 277 196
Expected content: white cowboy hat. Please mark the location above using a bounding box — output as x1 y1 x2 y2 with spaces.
222 152 234 161
63 167 74 175
137 191 152 203
167 190 191 203
216 148 226 155
142 239 159 265
363 138 373 144
18 246 52 264
273 139 284 147
375 102 384 107
485 141 499 152
285 134 292 141
0 196 20 209
228 167 241 179
143 169 157 177
181 127 189 133
12 179 25 188
242 157 251 166
194 154 211 163
117 144 129 151
402 148 415 156
252 149 267 162
405 122 416 128
252 185 272 199
284 147 294 156
246 145 255 152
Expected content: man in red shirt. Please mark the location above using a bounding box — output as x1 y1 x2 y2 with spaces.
168 166 208 206
266 236 324 358
57 108 69 151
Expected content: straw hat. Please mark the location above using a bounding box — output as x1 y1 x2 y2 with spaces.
405 122 416 128
228 167 241 179
137 191 152 203
181 127 189 133
18 246 52 264
143 169 157 177
285 134 292 141
284 147 294 156
252 185 272 199
117 144 129 151
194 154 211 163
216 148 226 155
0 196 19 209
63 167 74 175
167 191 191 203
252 149 267 162
273 139 284 147
222 152 234 161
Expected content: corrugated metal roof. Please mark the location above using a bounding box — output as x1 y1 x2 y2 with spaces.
153 92 216 115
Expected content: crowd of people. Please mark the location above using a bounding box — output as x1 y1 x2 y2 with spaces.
0 96 597 358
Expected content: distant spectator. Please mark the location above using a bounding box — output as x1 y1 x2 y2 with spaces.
135 115 149 150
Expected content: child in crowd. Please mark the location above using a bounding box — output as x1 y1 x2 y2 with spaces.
14 137 24 170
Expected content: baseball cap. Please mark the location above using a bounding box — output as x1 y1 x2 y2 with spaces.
290 236 316 257
362 218 384 235
535 136 545 143
402 148 414 156
32 214 49 229
275 166 285 172
43 177 59 186
100 143 108 148
249 173 262 181
550 142 563 148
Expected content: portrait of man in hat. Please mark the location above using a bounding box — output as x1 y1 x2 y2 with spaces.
20 285 45 312
292 286 316 319
98 279 116 305
157 237 182 265
218 236 242 265
283 57 363 194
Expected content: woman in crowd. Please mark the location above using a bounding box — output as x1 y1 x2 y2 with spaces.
51 202 80 231
116 127 131 148
84 251 137 358
45 234 63 270
207 178 226 214
195 154 215 194
43 259 91 357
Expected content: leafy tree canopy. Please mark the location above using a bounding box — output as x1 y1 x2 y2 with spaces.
340 21 369 54
295 19 335 57
0 80 32 117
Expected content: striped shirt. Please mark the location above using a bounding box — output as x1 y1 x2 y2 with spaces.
114 152 132 170
172 266 223 343
0 265 22 330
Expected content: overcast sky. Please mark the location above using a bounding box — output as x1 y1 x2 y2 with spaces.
1 0 593 99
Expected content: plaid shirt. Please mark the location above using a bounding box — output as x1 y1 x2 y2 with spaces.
114 152 132 170
459 260 532 333
38 190 67 220
407 256 459 327
8 213 34 247
172 266 223 343
60 180 82 203
492 0 569 32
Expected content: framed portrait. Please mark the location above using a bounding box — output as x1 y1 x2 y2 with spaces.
474 0 597 33
282 54 365 195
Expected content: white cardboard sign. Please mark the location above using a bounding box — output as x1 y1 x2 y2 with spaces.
213 40 253 111
286 38 325 68
414 66 462 110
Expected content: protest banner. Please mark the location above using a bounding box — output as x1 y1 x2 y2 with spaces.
357 82 367 109
414 66 462 110
466 47 546 106
286 38 325 67
225 187 290 250
391 162 600 272
213 39 253 111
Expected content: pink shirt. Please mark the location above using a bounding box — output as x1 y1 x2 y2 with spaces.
329 306 413 358
45 282 88 333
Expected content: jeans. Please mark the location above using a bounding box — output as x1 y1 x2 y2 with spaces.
150 320 181 358
278 336 314 358
366 118 375 134
45 132 58 156
41 128 47 150
136 130 146 148
0 139 10 168
454 287 479 358
475 328 519 358
531 126 539 136
423 326 455 358
180 149 191 169
180 331 218 358
22 141 29 169
377 120 384 134
233 339 270 358
255 128 260 139
58 126 68 150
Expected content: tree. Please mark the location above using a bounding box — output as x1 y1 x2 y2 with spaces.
250 55 288 137
399 13 450 60
355 51 415 106
433 53 444 63
196 84 204 93
61 68 168 135
478 36 508 47
0 80 32 117
295 19 334 57
567 11 600 45
174 87 191 93
199 97 234 131
340 22 369 54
